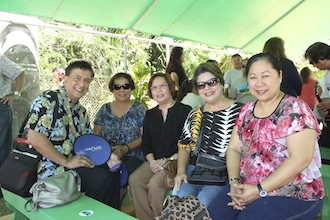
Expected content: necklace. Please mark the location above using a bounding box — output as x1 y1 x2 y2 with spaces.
59 87 86 138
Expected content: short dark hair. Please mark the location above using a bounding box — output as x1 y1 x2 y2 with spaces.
108 72 135 92
192 62 224 89
206 59 218 65
305 42 330 64
65 61 94 78
246 53 281 76
300 67 312 83
147 72 175 99
232 54 242 59
176 79 193 102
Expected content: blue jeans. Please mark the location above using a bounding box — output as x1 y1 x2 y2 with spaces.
0 102 12 166
176 164 227 219
209 184 323 220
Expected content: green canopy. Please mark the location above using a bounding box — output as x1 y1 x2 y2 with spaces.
0 0 329 59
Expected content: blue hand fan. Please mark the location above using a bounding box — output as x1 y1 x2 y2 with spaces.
120 163 128 187
74 134 111 166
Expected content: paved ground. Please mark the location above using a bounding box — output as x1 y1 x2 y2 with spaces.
0 197 12 219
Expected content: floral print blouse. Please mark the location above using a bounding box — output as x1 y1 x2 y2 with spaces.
236 95 324 200
93 102 146 161
25 87 92 179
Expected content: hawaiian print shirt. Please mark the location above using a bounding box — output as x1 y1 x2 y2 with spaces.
236 95 324 200
93 102 146 161
25 87 92 179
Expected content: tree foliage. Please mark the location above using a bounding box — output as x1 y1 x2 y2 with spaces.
37 20 235 118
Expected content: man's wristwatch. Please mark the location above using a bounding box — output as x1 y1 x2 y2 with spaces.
13 91 21 98
257 183 267 198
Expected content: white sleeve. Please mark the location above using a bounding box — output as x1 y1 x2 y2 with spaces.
313 103 324 120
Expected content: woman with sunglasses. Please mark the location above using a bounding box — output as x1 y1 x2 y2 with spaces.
174 62 242 219
129 73 191 220
93 72 146 203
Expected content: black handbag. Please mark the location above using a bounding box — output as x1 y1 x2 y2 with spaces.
187 114 228 186
0 115 41 197
188 153 227 186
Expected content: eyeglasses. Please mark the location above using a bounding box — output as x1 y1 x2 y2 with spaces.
150 83 168 92
113 84 131 90
309 57 324 65
196 78 220 90
309 60 318 65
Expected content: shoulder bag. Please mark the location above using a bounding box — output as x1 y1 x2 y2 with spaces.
164 158 177 190
187 111 227 186
25 170 81 211
0 115 41 197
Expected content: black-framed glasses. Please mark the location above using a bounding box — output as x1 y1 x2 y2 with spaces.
113 84 131 90
309 60 318 65
196 78 220 90
310 57 324 65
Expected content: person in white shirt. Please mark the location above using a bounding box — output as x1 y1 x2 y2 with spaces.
224 54 243 97
305 42 330 147
0 54 25 166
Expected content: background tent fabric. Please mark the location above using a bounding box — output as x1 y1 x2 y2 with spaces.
0 0 329 60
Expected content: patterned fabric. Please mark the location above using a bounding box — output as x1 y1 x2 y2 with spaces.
0 54 24 98
236 94 324 200
25 87 92 179
93 102 146 161
153 194 211 220
178 102 242 159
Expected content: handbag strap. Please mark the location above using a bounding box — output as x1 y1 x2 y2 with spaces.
18 113 30 136
192 107 204 156
24 198 38 212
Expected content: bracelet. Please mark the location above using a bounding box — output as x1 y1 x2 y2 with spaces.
126 144 131 152
229 177 240 185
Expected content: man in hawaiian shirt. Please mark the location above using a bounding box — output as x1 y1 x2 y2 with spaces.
26 61 120 209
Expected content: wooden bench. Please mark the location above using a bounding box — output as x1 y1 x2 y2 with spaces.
1 188 137 220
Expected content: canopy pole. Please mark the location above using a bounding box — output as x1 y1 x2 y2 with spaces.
166 44 170 65
124 37 128 72
131 0 160 30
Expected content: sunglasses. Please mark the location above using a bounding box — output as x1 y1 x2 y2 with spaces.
196 78 220 90
113 84 131 90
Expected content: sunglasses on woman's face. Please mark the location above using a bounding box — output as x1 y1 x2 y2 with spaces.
196 78 220 90
113 83 131 90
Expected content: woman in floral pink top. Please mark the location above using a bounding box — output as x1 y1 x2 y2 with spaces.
212 53 324 220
